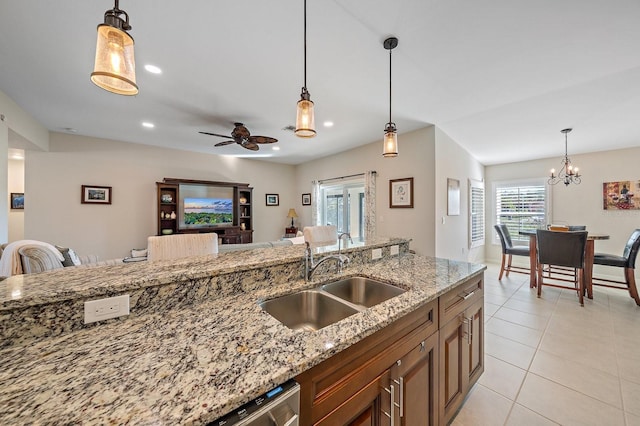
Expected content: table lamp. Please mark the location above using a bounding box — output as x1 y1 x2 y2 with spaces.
287 208 298 228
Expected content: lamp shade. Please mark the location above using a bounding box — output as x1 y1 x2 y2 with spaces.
383 124 398 157
91 24 138 95
295 98 316 138
287 208 299 219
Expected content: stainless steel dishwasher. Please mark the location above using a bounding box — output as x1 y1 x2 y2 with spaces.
209 380 300 426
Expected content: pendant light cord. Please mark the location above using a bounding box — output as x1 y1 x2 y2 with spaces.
303 0 307 90
389 47 392 124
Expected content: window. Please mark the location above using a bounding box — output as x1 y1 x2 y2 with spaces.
494 179 549 243
469 179 485 249
319 178 365 239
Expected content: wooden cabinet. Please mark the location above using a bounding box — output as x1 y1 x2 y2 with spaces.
297 273 484 426
155 179 253 243
297 299 439 426
438 276 484 425
157 183 178 236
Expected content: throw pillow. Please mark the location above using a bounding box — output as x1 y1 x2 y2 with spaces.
67 248 82 266
55 245 76 267
131 248 148 258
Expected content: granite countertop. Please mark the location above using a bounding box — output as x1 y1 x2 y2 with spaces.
0 252 485 425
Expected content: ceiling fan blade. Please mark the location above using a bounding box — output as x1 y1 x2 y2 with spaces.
199 131 233 139
242 142 260 151
214 140 236 147
249 136 278 144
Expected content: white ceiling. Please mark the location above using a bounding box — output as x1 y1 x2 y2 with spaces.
1 0 639 165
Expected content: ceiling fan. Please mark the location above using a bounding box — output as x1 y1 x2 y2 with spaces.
199 122 278 151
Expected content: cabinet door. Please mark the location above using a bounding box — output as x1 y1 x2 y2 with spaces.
466 297 484 387
393 331 439 426
316 369 392 426
439 313 466 425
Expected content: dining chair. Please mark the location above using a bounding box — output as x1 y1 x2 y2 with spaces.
536 229 588 305
494 224 530 280
545 226 586 279
592 229 640 306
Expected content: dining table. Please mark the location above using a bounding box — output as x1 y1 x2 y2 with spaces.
519 229 610 299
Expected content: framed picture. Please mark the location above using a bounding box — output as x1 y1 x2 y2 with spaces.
447 178 461 216
81 185 112 204
265 193 279 206
10 192 24 210
302 193 311 206
603 180 640 210
389 177 414 208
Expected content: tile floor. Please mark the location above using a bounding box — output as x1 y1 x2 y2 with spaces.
450 263 640 426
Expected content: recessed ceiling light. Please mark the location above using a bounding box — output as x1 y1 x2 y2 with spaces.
272 146 280 151
144 64 162 74
323 121 334 127
142 122 155 128
62 127 77 133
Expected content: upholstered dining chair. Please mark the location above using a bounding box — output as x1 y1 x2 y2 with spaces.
494 224 530 280
592 229 640 306
536 229 588 305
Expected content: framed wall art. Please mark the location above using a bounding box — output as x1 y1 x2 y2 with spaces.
266 193 279 206
81 185 112 204
302 193 311 206
10 192 24 210
447 178 461 216
603 180 640 210
389 177 414 208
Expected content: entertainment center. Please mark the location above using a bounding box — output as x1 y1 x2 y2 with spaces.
156 178 253 244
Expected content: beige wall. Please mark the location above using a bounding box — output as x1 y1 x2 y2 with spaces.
294 127 438 256
434 127 485 262
0 120 7 243
8 158 24 241
485 146 640 275
25 132 296 260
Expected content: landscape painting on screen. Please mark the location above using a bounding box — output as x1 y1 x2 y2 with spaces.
603 180 640 210
184 197 233 225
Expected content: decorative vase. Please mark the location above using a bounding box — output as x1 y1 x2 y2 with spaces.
170 211 176 219
160 211 165 219
239 196 247 204
240 223 246 231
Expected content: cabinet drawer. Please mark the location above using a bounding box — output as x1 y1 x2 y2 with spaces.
439 275 483 326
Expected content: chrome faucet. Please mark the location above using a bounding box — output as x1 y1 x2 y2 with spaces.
305 242 350 281
337 232 353 255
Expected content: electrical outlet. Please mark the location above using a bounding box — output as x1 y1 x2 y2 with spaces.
372 248 382 260
390 245 399 256
84 295 130 324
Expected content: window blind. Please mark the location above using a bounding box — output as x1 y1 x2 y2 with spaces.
469 180 485 248
495 183 546 242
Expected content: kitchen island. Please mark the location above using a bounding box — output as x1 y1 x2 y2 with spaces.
0 239 485 424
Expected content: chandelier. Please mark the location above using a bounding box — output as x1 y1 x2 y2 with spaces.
548 128 581 186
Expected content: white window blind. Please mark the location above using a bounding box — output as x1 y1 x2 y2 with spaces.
495 181 547 243
469 179 485 248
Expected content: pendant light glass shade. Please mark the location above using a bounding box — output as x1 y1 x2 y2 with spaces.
295 94 316 138
383 123 398 157
91 1 138 96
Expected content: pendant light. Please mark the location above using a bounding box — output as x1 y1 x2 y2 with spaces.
91 0 138 96
548 128 581 186
383 37 399 157
295 0 316 138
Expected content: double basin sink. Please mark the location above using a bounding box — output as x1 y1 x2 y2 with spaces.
260 277 406 332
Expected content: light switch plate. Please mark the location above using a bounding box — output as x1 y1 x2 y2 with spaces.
372 248 382 260
84 295 130 324
390 245 399 256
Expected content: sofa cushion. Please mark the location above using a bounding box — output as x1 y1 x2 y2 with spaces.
19 245 64 274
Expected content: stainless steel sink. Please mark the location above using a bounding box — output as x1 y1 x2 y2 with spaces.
322 277 406 308
260 290 359 332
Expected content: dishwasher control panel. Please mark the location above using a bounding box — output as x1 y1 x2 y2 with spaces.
209 379 300 426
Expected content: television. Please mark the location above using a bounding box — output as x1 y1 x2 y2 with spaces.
178 184 234 229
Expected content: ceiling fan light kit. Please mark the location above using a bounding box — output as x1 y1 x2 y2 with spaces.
91 0 138 96
383 36 399 157
295 0 316 138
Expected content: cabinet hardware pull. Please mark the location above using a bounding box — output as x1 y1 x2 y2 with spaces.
399 376 404 417
459 290 475 300
468 316 474 345
462 316 473 344
383 384 395 426
420 341 426 352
